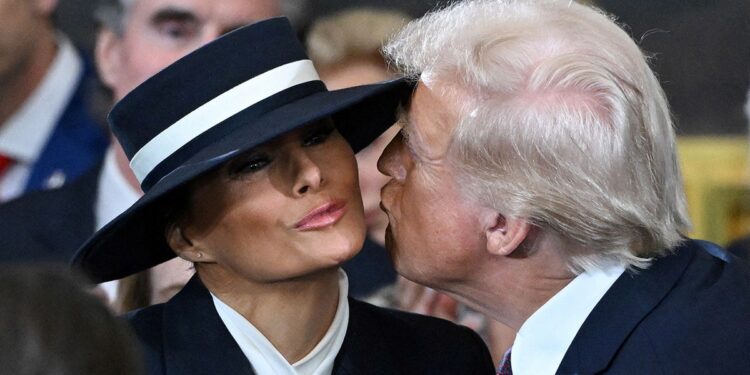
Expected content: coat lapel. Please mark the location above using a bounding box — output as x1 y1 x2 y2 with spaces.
162 276 256 375
557 241 698 374
332 298 402 374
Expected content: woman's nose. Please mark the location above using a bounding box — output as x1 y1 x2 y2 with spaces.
377 134 406 182
291 150 323 196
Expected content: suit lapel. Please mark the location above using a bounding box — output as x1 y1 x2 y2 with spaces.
37 163 99 260
333 298 401 374
162 276 256 375
557 241 697 374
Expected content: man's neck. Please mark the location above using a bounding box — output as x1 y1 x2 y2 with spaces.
0 30 57 125
449 243 576 331
199 266 341 363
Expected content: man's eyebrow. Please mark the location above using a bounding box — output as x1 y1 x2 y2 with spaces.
396 108 425 160
151 7 199 25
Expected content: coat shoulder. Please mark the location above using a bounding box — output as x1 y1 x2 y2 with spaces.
125 304 167 374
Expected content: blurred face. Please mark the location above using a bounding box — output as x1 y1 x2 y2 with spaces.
98 0 280 100
320 59 396 242
179 120 366 283
0 0 52 83
377 82 488 286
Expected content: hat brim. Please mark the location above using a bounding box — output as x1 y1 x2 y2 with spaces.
71 78 413 283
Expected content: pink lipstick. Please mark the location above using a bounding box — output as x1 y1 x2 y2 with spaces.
295 200 347 231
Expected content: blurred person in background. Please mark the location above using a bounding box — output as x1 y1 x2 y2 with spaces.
0 265 143 375
73 18 495 374
379 0 750 373
307 7 514 361
0 0 284 309
0 0 108 202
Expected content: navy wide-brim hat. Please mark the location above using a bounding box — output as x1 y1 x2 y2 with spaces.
71 17 411 283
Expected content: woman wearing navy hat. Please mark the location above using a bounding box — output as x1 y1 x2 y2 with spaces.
72 17 494 375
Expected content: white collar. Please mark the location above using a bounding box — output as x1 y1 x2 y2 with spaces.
95 147 142 231
212 269 350 375
0 35 83 163
95 147 142 304
512 264 625 375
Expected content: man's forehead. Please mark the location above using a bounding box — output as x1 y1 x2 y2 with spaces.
130 0 280 24
404 80 461 161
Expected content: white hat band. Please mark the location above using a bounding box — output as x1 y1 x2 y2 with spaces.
129 59 320 183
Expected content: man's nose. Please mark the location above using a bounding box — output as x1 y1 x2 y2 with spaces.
377 134 406 181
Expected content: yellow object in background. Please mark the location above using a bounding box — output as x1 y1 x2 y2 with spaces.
678 136 750 245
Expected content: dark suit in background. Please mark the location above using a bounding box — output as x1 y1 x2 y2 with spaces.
0 162 99 263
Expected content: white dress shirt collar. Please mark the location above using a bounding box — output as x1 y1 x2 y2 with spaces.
213 269 350 375
95 147 142 230
512 264 625 375
95 147 142 303
0 34 82 163
0 35 83 201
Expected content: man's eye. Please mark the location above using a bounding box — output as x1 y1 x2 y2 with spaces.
303 126 335 147
156 20 198 40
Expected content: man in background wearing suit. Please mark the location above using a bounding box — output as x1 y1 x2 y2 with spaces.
378 0 750 373
0 0 283 304
0 0 108 201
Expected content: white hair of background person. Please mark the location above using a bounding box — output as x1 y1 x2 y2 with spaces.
383 0 691 273
94 0 307 34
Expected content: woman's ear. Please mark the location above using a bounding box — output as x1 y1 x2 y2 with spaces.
484 213 531 256
166 224 212 263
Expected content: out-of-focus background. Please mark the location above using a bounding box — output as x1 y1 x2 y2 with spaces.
50 0 750 246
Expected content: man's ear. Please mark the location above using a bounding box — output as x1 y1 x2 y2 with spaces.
484 213 531 256
95 28 122 91
166 224 213 263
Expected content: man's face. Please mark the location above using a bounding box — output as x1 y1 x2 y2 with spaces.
0 0 52 85
377 82 488 287
98 0 280 100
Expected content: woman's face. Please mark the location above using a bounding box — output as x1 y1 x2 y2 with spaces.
175 120 365 283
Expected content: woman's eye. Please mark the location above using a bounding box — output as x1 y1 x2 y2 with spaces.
231 156 270 175
303 126 335 147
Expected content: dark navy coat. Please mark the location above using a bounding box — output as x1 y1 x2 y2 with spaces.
0 161 99 262
557 239 750 374
127 276 495 375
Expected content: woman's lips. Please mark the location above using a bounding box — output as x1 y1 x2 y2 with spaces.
295 200 347 231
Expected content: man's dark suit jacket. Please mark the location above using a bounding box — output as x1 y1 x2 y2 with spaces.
22 57 108 194
0 162 99 263
557 239 750 374
128 276 495 375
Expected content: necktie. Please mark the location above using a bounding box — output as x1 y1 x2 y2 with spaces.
0 153 13 179
497 350 512 375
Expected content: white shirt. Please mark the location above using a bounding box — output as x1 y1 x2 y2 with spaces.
0 35 83 201
95 147 142 303
512 264 626 375
213 269 350 375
